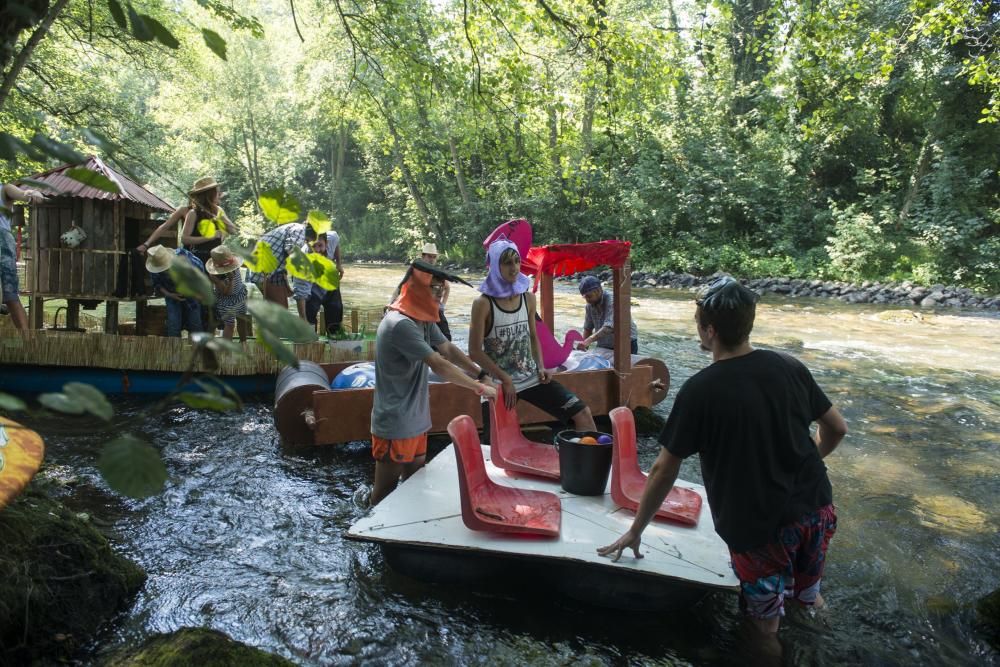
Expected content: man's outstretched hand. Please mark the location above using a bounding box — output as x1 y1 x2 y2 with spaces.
596 529 644 563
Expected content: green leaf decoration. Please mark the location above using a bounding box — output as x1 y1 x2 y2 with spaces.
258 188 301 224
62 382 114 421
38 392 86 415
177 391 238 412
127 4 154 42
0 393 27 412
107 0 127 29
142 14 180 48
248 299 318 344
65 167 121 194
98 435 167 499
202 28 228 60
169 255 216 307
245 240 278 274
286 248 339 292
30 134 83 164
307 210 332 235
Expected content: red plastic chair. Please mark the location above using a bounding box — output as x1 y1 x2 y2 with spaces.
449 415 562 536
609 407 703 526
489 386 560 480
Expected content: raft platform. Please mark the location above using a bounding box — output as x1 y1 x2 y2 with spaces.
347 443 739 611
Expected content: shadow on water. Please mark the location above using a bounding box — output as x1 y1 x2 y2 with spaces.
19 265 1000 665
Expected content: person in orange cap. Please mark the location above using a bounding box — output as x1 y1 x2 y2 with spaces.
368 260 497 507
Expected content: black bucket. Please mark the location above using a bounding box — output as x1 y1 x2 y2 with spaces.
555 430 613 495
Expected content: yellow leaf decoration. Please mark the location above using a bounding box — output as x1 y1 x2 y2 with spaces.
0 416 45 510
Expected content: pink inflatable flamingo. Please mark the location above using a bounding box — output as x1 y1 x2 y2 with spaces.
534 318 585 369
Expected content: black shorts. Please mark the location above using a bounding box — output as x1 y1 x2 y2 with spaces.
480 379 586 442
517 381 586 421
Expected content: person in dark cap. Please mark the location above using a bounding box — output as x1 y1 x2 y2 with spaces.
575 275 639 354
368 260 497 506
598 275 847 650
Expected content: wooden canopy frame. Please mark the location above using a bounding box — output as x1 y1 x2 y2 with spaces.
524 240 634 406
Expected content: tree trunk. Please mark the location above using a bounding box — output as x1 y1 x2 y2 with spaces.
449 136 473 212
898 131 933 227
0 0 70 111
387 117 435 235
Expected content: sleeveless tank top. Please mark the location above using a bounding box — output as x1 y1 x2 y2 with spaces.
188 207 224 263
484 294 539 392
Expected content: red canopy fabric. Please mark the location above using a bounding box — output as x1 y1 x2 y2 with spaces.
523 240 631 277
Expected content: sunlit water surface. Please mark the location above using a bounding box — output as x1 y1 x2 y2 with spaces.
27 264 1000 665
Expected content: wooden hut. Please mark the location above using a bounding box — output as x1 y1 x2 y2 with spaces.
13 156 175 333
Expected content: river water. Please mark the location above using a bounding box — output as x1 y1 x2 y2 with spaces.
27 264 1000 665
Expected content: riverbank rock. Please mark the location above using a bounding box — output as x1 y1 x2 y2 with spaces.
106 627 296 666
0 482 146 664
976 587 1000 650
585 270 1000 312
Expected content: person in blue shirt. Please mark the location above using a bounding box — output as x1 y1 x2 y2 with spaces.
145 244 206 337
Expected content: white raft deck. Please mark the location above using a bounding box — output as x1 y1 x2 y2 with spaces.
347 443 739 611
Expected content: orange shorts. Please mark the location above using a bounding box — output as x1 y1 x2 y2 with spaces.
371 433 428 464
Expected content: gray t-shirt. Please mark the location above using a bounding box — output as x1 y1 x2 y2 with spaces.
583 290 638 349
371 310 447 439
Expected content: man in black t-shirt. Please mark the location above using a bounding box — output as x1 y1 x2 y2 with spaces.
598 276 847 639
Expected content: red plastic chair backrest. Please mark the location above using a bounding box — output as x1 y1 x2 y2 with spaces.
610 406 640 494
489 386 560 479
490 385 534 459
450 414 489 491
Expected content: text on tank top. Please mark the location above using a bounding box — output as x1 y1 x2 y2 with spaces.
484 294 539 392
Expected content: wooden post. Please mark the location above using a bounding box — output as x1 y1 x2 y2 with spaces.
66 299 80 330
612 260 632 406
104 301 118 334
29 297 44 329
351 308 359 334
540 273 555 331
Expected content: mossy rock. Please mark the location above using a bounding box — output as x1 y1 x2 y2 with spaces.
633 406 665 436
0 482 146 663
976 587 1000 650
106 627 296 666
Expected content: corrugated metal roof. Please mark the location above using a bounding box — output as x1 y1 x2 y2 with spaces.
22 156 175 213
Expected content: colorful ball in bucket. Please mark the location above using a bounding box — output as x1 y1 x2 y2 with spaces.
579 436 598 445
597 434 613 444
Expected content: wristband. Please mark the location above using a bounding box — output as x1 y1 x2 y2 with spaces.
476 369 489 381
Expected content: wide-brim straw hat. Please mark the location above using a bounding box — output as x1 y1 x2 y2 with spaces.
189 176 220 195
206 245 244 275
421 242 439 256
145 245 174 274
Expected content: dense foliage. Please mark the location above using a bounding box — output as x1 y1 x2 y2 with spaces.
1 0 999 289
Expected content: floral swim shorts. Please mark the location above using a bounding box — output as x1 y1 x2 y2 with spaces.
730 504 837 619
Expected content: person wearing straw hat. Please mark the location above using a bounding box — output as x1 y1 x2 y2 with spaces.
206 245 247 342
146 244 206 338
181 177 238 265
137 203 191 256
